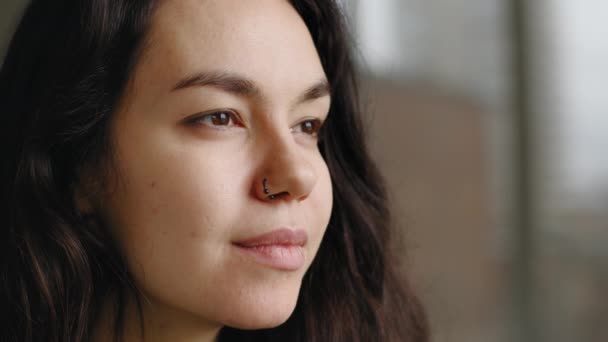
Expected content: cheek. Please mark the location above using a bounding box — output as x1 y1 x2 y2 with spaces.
103 133 247 298
108 157 232 244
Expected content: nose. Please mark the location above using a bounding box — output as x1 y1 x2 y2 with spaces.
254 137 318 202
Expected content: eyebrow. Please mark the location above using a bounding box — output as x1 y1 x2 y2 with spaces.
171 70 331 105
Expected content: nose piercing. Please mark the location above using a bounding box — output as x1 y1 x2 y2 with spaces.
262 178 277 200
263 178 270 194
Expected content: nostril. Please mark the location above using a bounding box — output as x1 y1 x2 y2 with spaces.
269 191 289 200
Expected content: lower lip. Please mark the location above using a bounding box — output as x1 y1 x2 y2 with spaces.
233 244 305 271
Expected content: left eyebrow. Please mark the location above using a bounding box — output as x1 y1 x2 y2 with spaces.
296 79 331 105
171 70 331 105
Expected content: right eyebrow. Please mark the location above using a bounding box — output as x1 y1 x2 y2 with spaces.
171 70 261 99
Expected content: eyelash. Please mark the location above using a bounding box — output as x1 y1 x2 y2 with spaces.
190 110 242 130
188 110 324 137
291 118 323 137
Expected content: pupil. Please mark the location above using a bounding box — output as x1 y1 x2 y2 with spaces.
212 112 229 125
304 121 314 133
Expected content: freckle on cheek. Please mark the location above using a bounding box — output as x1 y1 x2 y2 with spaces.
150 181 156 188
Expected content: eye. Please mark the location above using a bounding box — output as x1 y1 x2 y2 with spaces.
291 118 323 137
187 110 242 129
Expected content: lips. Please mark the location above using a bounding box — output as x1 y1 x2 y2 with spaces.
232 228 308 271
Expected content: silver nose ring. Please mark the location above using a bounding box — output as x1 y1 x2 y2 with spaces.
263 178 277 200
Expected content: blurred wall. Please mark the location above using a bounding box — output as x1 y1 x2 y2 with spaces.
354 1 510 340
354 0 509 109
363 78 503 342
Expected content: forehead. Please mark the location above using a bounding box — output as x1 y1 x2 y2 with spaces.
134 0 326 99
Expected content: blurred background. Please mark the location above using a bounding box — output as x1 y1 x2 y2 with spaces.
2 1 606 341
341 1 608 341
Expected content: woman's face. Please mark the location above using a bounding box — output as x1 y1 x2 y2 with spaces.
97 0 332 334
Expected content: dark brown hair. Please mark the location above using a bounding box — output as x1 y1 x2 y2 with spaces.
0 0 429 341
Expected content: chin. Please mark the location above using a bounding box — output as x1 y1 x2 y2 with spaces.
220 286 301 330
226 309 294 330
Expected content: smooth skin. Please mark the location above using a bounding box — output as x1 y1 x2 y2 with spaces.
85 0 333 341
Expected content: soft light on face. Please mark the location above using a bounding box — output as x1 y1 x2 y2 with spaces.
98 0 333 336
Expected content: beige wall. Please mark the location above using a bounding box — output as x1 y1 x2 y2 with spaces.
363 77 502 342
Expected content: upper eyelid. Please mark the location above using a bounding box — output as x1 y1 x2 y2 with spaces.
296 117 323 127
291 118 324 135
187 109 243 125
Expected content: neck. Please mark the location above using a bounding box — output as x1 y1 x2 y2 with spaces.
93 292 222 342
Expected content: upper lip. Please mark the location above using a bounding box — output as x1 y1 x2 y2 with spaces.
233 228 308 247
